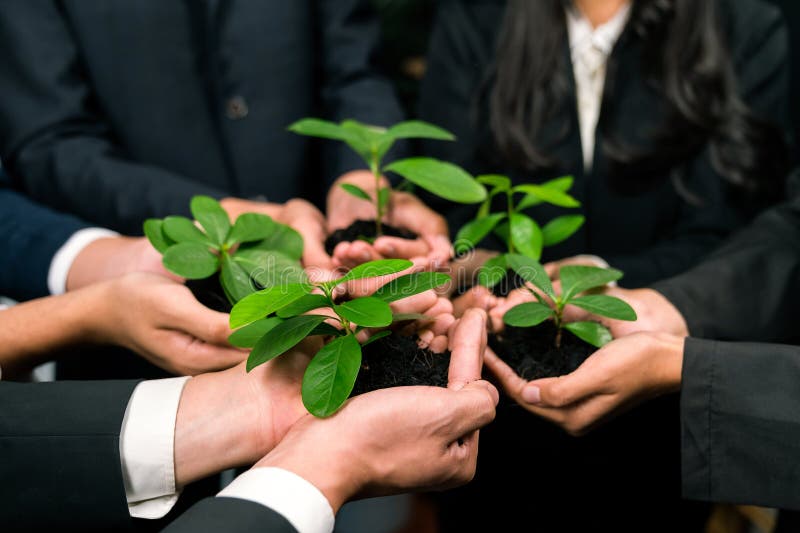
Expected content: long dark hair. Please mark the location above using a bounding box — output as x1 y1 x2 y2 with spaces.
489 0 789 204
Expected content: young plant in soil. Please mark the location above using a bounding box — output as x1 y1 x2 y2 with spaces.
288 118 487 247
144 195 305 310
454 175 584 293
228 258 451 417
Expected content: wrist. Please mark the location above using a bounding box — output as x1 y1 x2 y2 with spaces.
651 332 685 394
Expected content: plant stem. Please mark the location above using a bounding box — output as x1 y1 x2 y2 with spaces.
370 155 383 236
506 189 515 254
554 301 564 349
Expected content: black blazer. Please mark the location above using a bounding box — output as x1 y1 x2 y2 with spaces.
419 0 790 288
0 0 403 234
0 185 87 301
163 497 298 533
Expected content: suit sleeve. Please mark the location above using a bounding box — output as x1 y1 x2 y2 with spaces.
605 4 791 287
0 187 88 300
651 171 800 343
162 497 298 533
0 380 140 530
0 2 225 234
681 338 800 511
317 0 407 180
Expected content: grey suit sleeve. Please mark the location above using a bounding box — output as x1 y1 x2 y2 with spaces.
681 338 800 510
0 380 140 530
163 497 299 533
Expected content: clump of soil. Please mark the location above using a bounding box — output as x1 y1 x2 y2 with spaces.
489 321 595 380
186 277 231 313
325 219 417 255
352 333 450 395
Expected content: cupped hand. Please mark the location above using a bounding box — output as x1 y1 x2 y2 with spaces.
253 308 497 513
94 273 246 375
484 332 684 436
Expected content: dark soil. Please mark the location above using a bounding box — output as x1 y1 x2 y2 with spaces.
352 333 450 395
186 276 231 313
325 219 417 255
489 321 596 380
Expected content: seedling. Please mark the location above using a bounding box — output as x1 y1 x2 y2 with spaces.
144 195 305 303
501 255 637 348
228 259 451 417
455 175 585 289
288 118 486 235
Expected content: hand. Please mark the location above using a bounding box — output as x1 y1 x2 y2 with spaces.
92 273 246 375
221 197 335 277
387 289 456 353
66 236 178 291
254 309 498 513
484 332 684 436
328 171 452 270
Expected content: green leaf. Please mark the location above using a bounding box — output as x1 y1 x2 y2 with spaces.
386 120 455 141
229 317 284 348
378 187 391 211
510 213 543 260
220 253 255 302
336 297 393 328
372 272 450 303
341 120 385 164
513 184 581 208
560 266 624 301
230 283 312 329
335 259 413 285
361 330 392 347
505 254 554 299
247 315 329 371
287 118 350 141
162 242 218 279
515 176 575 211
340 183 372 201
454 213 507 254
244 222 304 261
384 157 486 204
564 321 613 348
162 216 211 246
503 302 554 328
477 198 491 219
476 174 512 191
234 249 308 287
227 213 275 244
143 219 173 254
302 335 362 417
477 254 508 288
276 294 331 318
190 195 230 246
570 295 637 321
542 215 585 247
309 323 345 337
494 221 510 243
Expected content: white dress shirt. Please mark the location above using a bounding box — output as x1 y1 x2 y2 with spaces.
47 227 120 295
566 2 631 172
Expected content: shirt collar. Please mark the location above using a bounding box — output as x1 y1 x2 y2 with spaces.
566 1 632 57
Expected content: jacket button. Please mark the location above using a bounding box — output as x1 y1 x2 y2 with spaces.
225 95 249 120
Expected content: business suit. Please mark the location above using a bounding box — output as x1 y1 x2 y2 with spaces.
0 186 86 301
419 0 790 289
0 0 404 234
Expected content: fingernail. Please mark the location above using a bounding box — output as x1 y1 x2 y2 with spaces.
522 385 541 405
418 330 434 344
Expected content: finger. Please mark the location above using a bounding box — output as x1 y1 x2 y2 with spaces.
389 289 438 316
423 234 453 269
373 236 430 260
428 334 450 354
487 288 535 332
452 286 497 318
155 331 247 375
483 346 531 401
165 287 234 346
544 261 561 280
528 364 606 408
447 308 487 390
302 237 336 272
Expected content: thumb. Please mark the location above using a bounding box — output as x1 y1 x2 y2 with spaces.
169 287 234 346
527 367 600 408
447 380 499 436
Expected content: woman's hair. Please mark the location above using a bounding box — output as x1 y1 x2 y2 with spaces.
488 0 789 204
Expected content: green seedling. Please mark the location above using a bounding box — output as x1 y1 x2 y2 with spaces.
144 195 305 304
288 118 487 235
501 255 637 348
228 259 451 417
455 175 585 289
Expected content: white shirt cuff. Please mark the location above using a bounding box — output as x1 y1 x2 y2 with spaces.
218 467 336 533
120 377 191 519
47 227 119 295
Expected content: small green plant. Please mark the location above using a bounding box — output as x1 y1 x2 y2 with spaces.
228 259 450 417
501 255 637 348
455 175 585 289
288 118 487 235
144 195 305 303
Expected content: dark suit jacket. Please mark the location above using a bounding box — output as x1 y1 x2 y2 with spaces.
419 0 790 288
0 185 87 301
163 497 298 533
0 0 404 234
